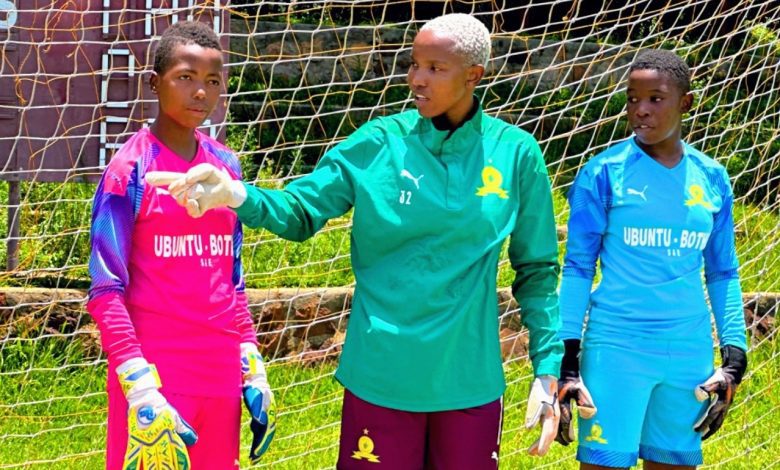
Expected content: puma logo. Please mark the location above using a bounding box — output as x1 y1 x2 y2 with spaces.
400 169 424 189
626 185 648 201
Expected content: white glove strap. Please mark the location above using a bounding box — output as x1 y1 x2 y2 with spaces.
117 357 162 399
241 343 272 413
241 343 268 383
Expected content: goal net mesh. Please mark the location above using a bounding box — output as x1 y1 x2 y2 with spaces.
1 1 778 468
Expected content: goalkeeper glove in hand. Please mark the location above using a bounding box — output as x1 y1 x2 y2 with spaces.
146 163 247 218
694 345 747 439
556 339 597 446
117 358 197 470
525 375 560 456
241 343 276 463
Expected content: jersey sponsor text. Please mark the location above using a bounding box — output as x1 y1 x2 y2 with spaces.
622 227 672 247
154 234 234 258
623 227 709 251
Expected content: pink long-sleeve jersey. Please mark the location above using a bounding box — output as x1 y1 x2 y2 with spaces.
87 128 257 397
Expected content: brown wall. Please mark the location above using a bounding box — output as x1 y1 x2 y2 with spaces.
0 287 776 364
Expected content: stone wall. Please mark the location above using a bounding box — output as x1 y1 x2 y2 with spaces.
1 287 776 365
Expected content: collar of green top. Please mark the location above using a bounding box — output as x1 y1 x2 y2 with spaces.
416 97 485 156
431 96 481 133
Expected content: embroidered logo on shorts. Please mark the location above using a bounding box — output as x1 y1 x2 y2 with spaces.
585 421 608 444
351 429 380 463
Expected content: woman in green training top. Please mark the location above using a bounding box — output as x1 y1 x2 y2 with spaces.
150 13 563 469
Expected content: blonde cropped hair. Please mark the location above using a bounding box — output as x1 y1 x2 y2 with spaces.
420 13 491 66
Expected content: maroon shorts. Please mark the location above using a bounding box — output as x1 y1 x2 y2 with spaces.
337 389 503 470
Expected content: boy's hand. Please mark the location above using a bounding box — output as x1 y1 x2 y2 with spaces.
556 339 597 446
694 345 747 439
118 358 197 470
241 343 277 463
557 375 597 445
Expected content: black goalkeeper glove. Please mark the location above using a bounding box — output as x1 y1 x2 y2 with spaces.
693 345 747 439
556 339 597 446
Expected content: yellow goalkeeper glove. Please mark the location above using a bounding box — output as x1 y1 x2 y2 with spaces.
118 358 198 470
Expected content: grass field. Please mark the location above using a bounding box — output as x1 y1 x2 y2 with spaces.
1 332 778 469
1 182 779 295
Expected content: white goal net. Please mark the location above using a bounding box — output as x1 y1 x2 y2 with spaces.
0 1 778 468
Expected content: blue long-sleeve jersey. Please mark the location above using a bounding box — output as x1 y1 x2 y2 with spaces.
559 137 747 350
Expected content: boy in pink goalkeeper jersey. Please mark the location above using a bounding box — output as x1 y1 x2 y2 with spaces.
87 21 274 470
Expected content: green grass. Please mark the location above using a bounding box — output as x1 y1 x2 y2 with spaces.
732 203 780 294
1 178 778 292
1 333 778 469
3 179 776 292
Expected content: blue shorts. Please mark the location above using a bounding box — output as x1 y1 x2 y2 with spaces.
577 330 714 468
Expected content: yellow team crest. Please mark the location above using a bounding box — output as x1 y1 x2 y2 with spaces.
585 422 608 444
352 429 380 463
684 184 713 209
476 166 508 199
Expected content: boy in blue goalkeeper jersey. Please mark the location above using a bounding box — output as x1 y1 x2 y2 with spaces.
556 49 748 469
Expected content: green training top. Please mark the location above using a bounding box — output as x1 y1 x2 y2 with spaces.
236 103 562 412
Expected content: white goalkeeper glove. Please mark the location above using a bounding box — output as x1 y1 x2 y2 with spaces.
241 343 276 463
117 357 197 470
145 164 247 218
525 375 560 456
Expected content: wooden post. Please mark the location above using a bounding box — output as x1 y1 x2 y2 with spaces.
6 180 20 271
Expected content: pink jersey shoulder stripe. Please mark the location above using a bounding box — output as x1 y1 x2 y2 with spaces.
103 128 161 196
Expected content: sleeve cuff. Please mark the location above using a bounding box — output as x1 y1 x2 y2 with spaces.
233 182 263 228
532 357 562 379
559 275 593 340
706 277 748 351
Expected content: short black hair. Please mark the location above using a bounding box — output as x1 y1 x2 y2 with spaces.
153 21 222 74
629 49 690 94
